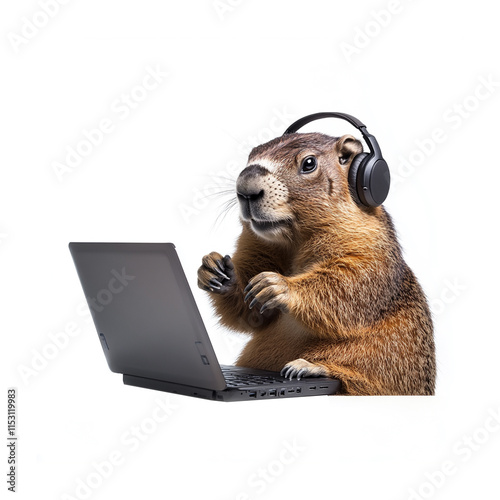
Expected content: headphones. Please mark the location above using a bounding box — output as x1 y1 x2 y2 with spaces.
283 112 390 207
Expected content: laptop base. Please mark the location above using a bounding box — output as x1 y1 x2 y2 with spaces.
123 373 341 402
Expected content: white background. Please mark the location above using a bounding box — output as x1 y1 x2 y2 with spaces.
2 1 499 499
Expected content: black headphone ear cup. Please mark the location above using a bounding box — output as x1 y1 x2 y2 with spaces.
283 112 390 206
347 153 368 205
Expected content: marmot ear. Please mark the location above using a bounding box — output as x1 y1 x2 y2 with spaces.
335 134 363 167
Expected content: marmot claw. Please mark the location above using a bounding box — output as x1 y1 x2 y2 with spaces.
280 358 328 380
197 252 236 294
244 271 290 314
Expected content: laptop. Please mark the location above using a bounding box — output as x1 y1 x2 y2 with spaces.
68 242 340 401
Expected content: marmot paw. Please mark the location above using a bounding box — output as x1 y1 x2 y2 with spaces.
197 252 236 294
244 272 290 314
280 358 328 380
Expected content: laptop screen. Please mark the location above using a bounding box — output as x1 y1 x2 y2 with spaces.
69 243 226 390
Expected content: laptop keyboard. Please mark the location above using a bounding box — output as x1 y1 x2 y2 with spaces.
221 366 284 388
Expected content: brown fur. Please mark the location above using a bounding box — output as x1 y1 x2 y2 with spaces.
198 132 436 395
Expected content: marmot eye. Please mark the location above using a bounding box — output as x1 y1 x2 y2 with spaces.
300 156 317 174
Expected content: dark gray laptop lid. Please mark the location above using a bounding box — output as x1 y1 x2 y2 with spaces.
69 243 227 391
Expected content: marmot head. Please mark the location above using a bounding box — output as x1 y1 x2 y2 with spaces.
236 132 364 244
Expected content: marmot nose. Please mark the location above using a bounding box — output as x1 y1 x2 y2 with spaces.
236 164 268 203
237 189 264 202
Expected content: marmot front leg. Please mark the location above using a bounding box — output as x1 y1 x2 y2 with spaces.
280 357 380 395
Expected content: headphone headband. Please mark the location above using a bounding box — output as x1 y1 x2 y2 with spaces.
282 112 390 207
283 112 366 134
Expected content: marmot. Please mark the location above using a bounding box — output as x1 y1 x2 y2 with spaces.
197 132 436 395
